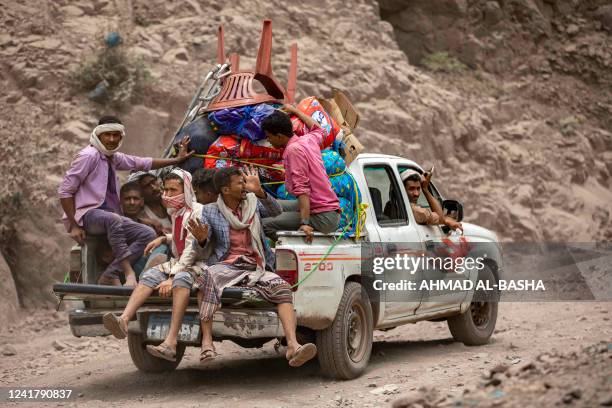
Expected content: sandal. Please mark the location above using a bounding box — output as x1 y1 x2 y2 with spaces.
102 313 127 339
199 345 218 364
146 343 177 362
288 343 317 367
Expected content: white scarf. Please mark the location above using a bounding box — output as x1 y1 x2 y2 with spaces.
166 169 196 242
90 123 125 156
217 192 266 281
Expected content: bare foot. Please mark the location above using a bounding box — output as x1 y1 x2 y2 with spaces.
124 275 137 287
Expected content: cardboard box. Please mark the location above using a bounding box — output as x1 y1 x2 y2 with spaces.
332 88 360 130
319 89 360 133
319 89 364 165
341 132 364 166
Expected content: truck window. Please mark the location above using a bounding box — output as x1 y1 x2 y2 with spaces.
363 165 408 226
397 165 443 210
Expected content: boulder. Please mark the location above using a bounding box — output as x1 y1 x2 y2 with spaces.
162 47 189 64
594 5 612 32
62 5 84 17
60 120 90 143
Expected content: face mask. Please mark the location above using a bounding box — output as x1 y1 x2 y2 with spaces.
162 193 185 210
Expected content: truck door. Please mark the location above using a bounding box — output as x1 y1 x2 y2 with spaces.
397 165 472 314
362 164 422 320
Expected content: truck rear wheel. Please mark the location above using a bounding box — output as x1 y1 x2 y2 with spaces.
127 332 186 372
447 265 498 346
316 282 373 380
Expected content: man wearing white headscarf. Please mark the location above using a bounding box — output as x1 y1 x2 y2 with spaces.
102 169 213 361
399 168 462 231
59 115 195 286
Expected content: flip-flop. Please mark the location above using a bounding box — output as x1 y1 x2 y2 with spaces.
199 345 218 364
288 343 317 367
102 313 127 339
146 343 176 362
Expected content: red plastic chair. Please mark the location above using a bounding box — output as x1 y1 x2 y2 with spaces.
205 20 298 111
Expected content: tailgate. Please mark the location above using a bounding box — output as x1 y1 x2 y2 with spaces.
53 283 272 308
55 283 281 340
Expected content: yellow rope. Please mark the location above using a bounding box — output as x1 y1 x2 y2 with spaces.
193 154 285 172
262 170 346 186
354 203 369 240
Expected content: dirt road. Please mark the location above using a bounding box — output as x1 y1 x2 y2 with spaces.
1 303 610 407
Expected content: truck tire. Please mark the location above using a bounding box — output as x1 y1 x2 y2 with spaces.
316 281 373 380
447 265 498 346
127 332 186 373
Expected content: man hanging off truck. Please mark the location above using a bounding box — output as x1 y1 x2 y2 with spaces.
261 105 341 243
58 115 194 286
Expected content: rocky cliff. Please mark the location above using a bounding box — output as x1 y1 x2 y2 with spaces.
0 0 610 314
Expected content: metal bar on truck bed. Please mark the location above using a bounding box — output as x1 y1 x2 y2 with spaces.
52 283 256 300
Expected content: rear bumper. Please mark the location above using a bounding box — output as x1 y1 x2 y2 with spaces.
68 307 283 343
59 282 285 343
69 309 108 337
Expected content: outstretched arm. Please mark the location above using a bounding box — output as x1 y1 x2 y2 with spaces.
421 172 445 225
151 136 195 169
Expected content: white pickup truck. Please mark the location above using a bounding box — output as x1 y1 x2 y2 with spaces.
53 153 502 380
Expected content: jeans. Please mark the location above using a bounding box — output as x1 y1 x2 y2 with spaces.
263 200 340 239
132 244 169 278
139 268 193 290
82 209 156 279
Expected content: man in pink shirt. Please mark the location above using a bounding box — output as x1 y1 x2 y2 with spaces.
58 115 193 286
262 106 340 243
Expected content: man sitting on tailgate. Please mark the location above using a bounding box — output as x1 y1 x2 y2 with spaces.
127 171 173 236
400 169 462 231
119 181 169 276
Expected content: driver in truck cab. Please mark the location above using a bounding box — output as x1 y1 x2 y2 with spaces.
400 169 463 232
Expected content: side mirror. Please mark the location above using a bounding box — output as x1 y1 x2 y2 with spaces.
443 199 464 222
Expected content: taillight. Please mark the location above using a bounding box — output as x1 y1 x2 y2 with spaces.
275 249 298 291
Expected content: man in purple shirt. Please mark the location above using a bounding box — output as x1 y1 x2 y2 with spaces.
262 106 340 243
58 115 193 286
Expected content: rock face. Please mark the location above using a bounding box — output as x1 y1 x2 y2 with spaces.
0 0 610 308
121 105 172 158
0 252 20 326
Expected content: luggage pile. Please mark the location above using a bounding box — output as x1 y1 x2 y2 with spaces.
168 20 365 235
